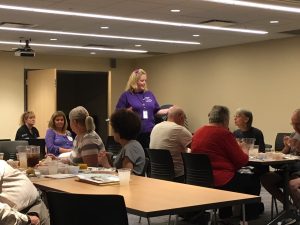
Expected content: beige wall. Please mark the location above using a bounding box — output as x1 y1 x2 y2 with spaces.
0 52 133 140
135 37 300 145
1 36 300 145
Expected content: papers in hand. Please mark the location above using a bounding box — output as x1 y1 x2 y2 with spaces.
58 152 71 158
77 174 119 185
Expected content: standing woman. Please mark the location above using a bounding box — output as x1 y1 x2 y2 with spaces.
68 106 105 167
45 111 73 157
15 111 39 140
116 68 168 149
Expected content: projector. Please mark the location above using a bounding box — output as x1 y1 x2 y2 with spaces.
14 39 35 57
14 49 35 57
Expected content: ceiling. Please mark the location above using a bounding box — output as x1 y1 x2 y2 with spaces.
0 0 300 58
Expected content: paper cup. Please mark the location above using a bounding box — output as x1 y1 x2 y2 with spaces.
118 168 131 185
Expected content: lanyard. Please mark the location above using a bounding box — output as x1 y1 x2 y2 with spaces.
135 93 146 109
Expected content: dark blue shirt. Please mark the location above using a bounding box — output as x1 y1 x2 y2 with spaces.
233 127 265 152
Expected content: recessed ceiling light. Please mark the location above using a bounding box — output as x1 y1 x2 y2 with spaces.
135 44 142 47
0 40 147 53
90 52 96 55
0 27 200 45
100 26 109 29
204 0 300 14
50 38 57 41
270 20 279 24
0 4 267 34
193 34 200 37
170 9 181 13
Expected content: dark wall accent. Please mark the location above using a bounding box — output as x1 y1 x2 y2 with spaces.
56 70 108 140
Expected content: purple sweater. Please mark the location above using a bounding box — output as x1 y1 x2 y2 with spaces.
116 91 160 133
45 128 73 156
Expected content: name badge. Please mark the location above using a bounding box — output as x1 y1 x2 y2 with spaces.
143 110 148 119
67 136 73 141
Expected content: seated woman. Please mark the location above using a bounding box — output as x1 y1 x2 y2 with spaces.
233 108 265 152
233 108 266 213
98 109 145 175
191 105 261 222
15 111 39 140
68 106 105 167
45 111 73 157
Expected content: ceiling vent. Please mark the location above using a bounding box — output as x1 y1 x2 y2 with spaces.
280 29 300 35
143 51 167 56
0 22 37 28
84 43 114 48
270 0 300 4
200 19 235 27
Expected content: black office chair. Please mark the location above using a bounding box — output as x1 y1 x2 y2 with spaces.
181 152 216 225
106 135 122 156
46 191 128 225
274 133 291 151
141 149 175 225
140 157 149 177
265 144 272 149
146 148 175 181
0 139 11 141
0 140 28 160
154 104 173 124
181 152 214 187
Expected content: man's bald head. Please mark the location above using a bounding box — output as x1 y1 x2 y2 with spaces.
168 106 186 126
291 109 300 134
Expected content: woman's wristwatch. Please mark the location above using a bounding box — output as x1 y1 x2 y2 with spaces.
27 215 32 225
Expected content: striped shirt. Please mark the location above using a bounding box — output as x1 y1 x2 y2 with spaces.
70 131 104 166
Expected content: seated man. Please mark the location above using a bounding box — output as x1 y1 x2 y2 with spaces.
150 106 192 182
0 202 40 225
289 176 300 210
261 109 300 205
0 160 49 225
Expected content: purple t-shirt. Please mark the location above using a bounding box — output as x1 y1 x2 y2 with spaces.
116 91 160 133
45 128 73 156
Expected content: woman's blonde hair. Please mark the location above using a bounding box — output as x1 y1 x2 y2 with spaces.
20 111 35 125
48 111 68 132
125 68 148 92
69 106 95 132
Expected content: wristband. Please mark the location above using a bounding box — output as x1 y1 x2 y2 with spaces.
27 215 32 225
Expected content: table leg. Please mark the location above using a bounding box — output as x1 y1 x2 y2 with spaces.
283 165 290 211
241 204 246 225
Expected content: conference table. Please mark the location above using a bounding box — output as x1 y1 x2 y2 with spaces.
249 154 300 225
32 175 260 223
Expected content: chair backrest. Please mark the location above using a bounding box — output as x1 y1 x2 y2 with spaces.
140 157 149 177
274 133 292 151
0 139 11 142
106 135 122 155
46 191 128 225
146 148 175 181
0 140 28 160
181 152 214 188
265 144 272 149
